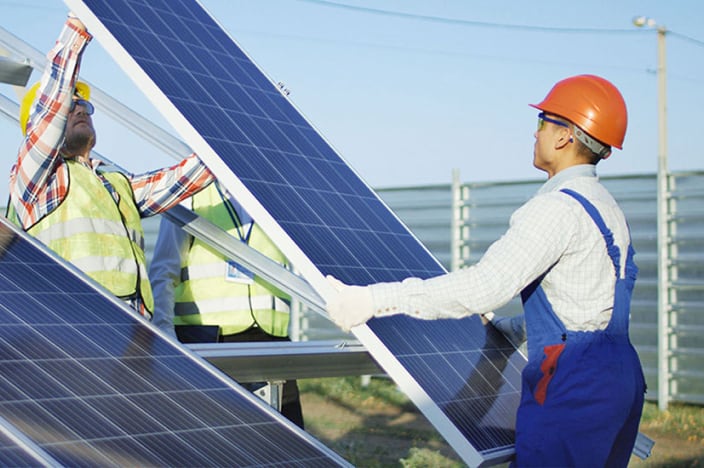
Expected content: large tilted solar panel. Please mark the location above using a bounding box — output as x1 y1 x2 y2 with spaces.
0 218 347 466
68 0 526 464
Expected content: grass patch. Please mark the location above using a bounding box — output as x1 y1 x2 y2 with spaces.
300 375 413 408
640 401 704 443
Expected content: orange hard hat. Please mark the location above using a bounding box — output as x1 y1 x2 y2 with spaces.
530 74 627 149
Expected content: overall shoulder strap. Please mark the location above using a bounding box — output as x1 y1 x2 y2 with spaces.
560 188 620 276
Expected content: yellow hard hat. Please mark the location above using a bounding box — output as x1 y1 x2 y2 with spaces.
19 80 91 136
75 81 90 100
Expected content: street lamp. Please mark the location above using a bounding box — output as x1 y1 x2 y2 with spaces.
633 15 669 412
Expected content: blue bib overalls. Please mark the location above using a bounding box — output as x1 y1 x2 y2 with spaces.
514 189 646 467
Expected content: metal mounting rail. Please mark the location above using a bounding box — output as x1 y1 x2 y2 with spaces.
187 340 381 383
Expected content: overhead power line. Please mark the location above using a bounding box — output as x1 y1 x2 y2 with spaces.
295 0 636 34
296 0 704 45
669 31 704 47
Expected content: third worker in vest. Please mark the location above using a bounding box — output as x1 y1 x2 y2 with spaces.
325 74 646 467
149 181 304 428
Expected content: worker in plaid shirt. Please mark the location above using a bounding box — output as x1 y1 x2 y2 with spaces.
8 13 214 318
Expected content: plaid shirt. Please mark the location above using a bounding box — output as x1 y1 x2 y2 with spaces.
9 20 214 315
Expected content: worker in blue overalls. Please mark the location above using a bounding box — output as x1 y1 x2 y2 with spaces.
325 74 646 467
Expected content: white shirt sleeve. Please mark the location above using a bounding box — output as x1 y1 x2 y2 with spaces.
369 193 579 320
149 216 190 338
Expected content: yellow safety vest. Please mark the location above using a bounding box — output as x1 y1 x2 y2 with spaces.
22 161 154 312
174 183 290 337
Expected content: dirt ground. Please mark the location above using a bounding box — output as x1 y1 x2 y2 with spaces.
300 388 704 467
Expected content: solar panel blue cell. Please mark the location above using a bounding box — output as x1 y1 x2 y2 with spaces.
69 0 525 464
87 437 165 465
26 293 92 323
36 360 118 397
33 326 112 358
0 219 349 465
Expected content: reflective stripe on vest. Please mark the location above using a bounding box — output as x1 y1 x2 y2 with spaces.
26 161 154 312
33 217 144 247
174 183 290 337
175 293 289 316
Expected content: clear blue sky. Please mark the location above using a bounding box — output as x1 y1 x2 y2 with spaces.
1 0 703 200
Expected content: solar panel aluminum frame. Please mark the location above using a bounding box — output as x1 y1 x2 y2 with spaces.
65 1 521 465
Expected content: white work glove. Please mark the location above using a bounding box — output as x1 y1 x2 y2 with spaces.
325 275 375 332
